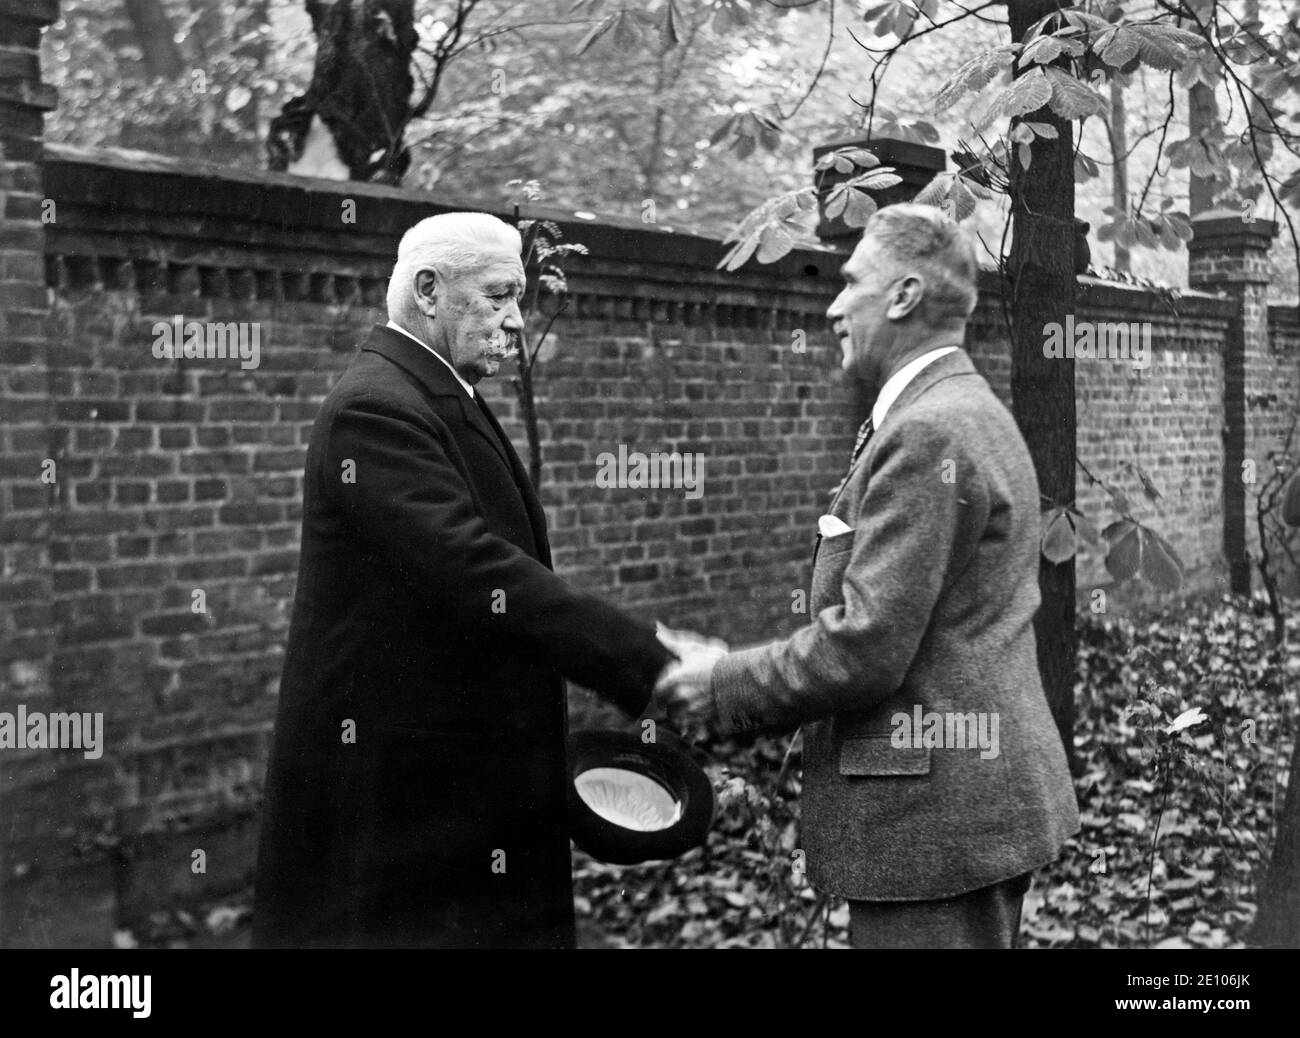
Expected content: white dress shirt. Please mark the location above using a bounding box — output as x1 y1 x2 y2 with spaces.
871 346 958 428
386 319 475 398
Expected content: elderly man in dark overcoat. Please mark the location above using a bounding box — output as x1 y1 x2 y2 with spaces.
253 212 672 948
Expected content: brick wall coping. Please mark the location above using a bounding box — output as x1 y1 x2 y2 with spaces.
43 142 843 325
1075 276 1234 322
1188 209 1279 251
42 142 1236 329
1268 303 1300 330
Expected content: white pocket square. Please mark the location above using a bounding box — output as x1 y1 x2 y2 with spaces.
817 514 853 538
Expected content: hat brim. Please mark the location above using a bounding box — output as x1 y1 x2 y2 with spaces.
566 728 715 865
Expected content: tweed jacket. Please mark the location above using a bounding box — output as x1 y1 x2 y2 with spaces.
711 349 1080 901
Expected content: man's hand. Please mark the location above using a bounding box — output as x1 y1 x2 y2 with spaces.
654 623 728 721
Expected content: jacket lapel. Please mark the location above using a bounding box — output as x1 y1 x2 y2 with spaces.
456 390 514 472
471 392 552 567
811 349 980 570
360 324 512 468
359 325 552 566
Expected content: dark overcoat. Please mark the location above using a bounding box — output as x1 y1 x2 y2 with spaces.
253 324 671 948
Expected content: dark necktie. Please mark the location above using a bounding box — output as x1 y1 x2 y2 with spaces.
827 416 874 503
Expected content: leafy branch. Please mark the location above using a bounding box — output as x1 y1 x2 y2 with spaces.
1041 457 1185 592
718 146 900 270
507 179 589 489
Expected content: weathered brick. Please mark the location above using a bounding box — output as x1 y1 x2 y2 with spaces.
250 551 297 576
97 563 173 590
73 481 110 505
54 399 131 422
140 612 209 636
8 483 48 511
143 507 216 531
179 451 252 475
0 337 43 364
158 426 194 449
154 480 189 504
175 556 248 581
218 502 282 525
135 400 204 423
253 449 306 472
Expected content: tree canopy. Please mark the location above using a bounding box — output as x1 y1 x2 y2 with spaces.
43 1 1300 295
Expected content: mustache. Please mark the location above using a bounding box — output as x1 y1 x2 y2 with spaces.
484 331 520 357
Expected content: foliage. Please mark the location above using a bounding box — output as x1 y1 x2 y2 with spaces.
505 178 590 486
1053 594 1295 947
718 2 1225 268
709 0 1300 302
44 1 292 167
47 2 1300 284
1042 458 1186 592
719 145 900 271
572 594 1295 949
118 594 1294 949
38 2 946 236
418 0 843 233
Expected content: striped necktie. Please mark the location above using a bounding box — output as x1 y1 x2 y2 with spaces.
850 415 875 463
827 416 874 502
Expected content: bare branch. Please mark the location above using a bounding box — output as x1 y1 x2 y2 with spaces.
850 0 1002 55
1135 72 1177 216
776 0 834 122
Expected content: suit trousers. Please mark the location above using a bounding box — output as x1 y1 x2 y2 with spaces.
848 872 1033 949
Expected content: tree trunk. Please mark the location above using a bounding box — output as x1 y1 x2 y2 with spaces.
266 0 417 184
232 0 274 140
1005 0 1078 764
1251 688 1300 946
1108 76 1130 272
512 359 544 493
1235 0 1297 949
1187 81 1218 217
1252 463 1300 945
186 0 226 65
123 0 185 80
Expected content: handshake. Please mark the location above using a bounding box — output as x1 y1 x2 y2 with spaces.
652 623 729 723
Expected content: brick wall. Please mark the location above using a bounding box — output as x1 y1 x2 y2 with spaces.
1072 285 1236 602
0 62 1291 945
967 279 1237 605
0 0 70 943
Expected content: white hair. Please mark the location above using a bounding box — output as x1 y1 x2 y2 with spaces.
386 211 522 322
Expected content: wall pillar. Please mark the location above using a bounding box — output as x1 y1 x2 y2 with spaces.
0 0 68 946
1187 209 1277 595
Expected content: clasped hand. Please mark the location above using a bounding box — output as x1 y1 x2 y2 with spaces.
653 622 728 720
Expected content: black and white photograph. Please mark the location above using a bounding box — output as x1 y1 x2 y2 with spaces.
1 0 1298 1012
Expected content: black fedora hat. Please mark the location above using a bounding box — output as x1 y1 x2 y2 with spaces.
566 728 715 865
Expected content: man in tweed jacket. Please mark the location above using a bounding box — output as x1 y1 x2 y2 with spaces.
660 205 1079 948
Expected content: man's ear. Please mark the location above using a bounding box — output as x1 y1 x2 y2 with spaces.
413 268 438 317
886 275 924 320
